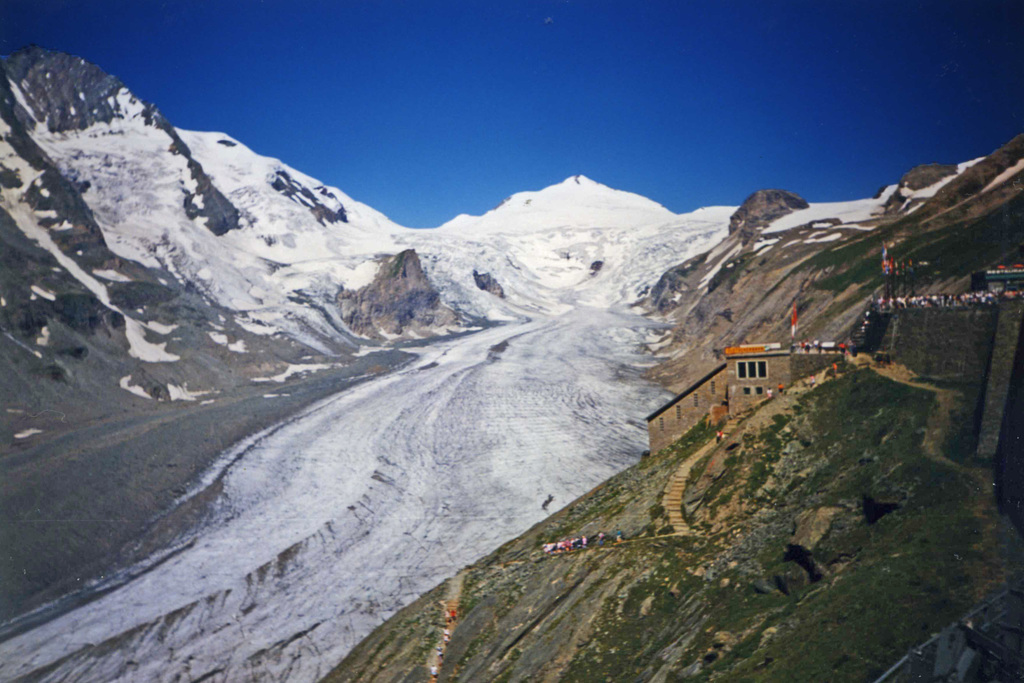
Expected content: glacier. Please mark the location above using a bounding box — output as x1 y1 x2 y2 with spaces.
3 307 682 682
3 89 741 680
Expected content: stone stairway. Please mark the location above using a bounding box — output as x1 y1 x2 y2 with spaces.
978 300 1024 461
662 422 736 534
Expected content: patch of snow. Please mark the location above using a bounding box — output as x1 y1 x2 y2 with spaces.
208 332 229 346
118 375 151 399
167 384 213 402
764 196 887 234
92 269 133 282
35 326 50 347
14 429 43 439
8 81 36 125
754 238 780 253
30 285 56 301
804 232 843 244
145 321 178 335
125 319 180 362
227 339 247 353
982 158 1024 194
252 363 333 383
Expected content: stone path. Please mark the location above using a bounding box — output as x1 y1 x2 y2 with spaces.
662 424 735 534
429 568 466 679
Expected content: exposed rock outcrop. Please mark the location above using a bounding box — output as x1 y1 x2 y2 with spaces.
338 249 458 338
899 163 958 192
270 169 348 225
728 189 808 243
472 269 504 298
790 506 842 551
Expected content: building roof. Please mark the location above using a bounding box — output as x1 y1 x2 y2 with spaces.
726 349 791 359
723 343 790 358
985 266 1024 282
645 363 727 422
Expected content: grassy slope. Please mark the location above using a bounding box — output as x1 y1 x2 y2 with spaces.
325 370 1012 681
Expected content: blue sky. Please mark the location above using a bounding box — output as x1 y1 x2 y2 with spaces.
2 1 1022 227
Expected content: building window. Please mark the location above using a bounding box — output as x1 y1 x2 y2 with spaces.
743 387 751 395
659 417 664 432
711 381 716 395
693 394 699 407
676 404 681 420
738 360 768 379
755 386 763 395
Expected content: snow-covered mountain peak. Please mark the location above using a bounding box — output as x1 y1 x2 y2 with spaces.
436 174 678 235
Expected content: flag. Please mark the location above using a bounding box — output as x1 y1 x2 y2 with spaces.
791 300 798 339
882 244 888 274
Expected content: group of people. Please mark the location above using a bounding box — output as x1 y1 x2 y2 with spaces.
542 531 620 554
793 340 848 355
429 609 458 680
874 291 1007 310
